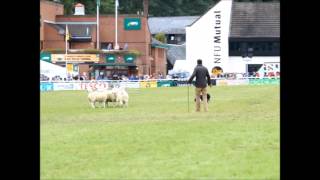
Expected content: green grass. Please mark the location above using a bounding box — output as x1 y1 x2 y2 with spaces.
41 85 280 180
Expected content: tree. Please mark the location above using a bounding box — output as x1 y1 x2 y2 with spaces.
51 0 279 16
155 33 166 43
59 0 74 15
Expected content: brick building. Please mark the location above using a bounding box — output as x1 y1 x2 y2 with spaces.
40 0 167 80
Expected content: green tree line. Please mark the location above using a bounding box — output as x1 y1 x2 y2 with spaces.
50 0 279 16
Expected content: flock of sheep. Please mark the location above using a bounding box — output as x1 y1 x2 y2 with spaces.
87 86 129 108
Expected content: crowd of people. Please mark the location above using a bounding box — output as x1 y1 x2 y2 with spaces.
95 72 167 81
41 71 280 82
40 74 89 82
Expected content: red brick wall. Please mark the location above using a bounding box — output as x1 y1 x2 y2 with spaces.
40 0 64 41
43 23 65 49
79 64 90 76
152 48 167 76
43 14 167 76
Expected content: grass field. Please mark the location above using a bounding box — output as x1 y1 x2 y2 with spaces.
41 85 280 180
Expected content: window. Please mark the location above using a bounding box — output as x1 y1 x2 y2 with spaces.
254 42 261 51
272 42 280 51
167 34 178 44
261 43 267 51
176 36 181 42
267 42 273 51
229 38 280 56
101 42 113 50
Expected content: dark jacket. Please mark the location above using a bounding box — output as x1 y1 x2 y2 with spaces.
188 64 211 88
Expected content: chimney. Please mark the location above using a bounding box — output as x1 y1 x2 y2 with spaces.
74 3 85 15
143 0 149 17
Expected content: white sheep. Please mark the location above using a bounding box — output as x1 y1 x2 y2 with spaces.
112 87 129 107
87 89 115 108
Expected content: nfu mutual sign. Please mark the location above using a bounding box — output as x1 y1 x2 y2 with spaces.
211 0 232 70
186 0 232 73
213 10 222 64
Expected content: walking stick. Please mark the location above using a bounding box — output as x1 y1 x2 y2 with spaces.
188 83 190 113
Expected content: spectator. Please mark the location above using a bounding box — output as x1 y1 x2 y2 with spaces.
123 43 128 50
107 43 112 50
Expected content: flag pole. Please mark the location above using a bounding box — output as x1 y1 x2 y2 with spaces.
96 0 100 49
65 24 68 79
188 83 190 113
115 0 119 50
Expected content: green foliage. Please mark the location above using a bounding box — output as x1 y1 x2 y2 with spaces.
155 32 166 43
59 0 74 15
51 0 279 16
41 48 65 53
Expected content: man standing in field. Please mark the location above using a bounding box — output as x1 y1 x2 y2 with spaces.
188 59 212 112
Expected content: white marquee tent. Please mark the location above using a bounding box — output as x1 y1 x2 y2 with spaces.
40 60 67 79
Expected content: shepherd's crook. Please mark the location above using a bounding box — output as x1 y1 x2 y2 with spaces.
188 83 190 113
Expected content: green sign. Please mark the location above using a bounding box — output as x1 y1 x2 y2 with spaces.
124 54 136 63
157 80 174 87
40 52 51 62
106 54 116 63
124 18 141 30
249 78 280 85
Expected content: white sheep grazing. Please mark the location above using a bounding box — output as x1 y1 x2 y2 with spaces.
113 87 129 107
106 89 118 106
87 89 113 108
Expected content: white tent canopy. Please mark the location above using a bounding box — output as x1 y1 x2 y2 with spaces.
40 60 67 79
169 59 194 75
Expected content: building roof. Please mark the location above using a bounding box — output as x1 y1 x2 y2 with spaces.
148 16 199 34
68 24 92 37
230 2 280 38
151 38 169 49
150 37 185 65
167 44 186 65
45 21 94 38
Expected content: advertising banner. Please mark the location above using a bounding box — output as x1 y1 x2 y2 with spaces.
40 82 53 91
157 80 175 87
53 83 75 91
52 54 100 63
140 81 157 88
249 78 280 85
79 81 109 90
120 81 140 88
